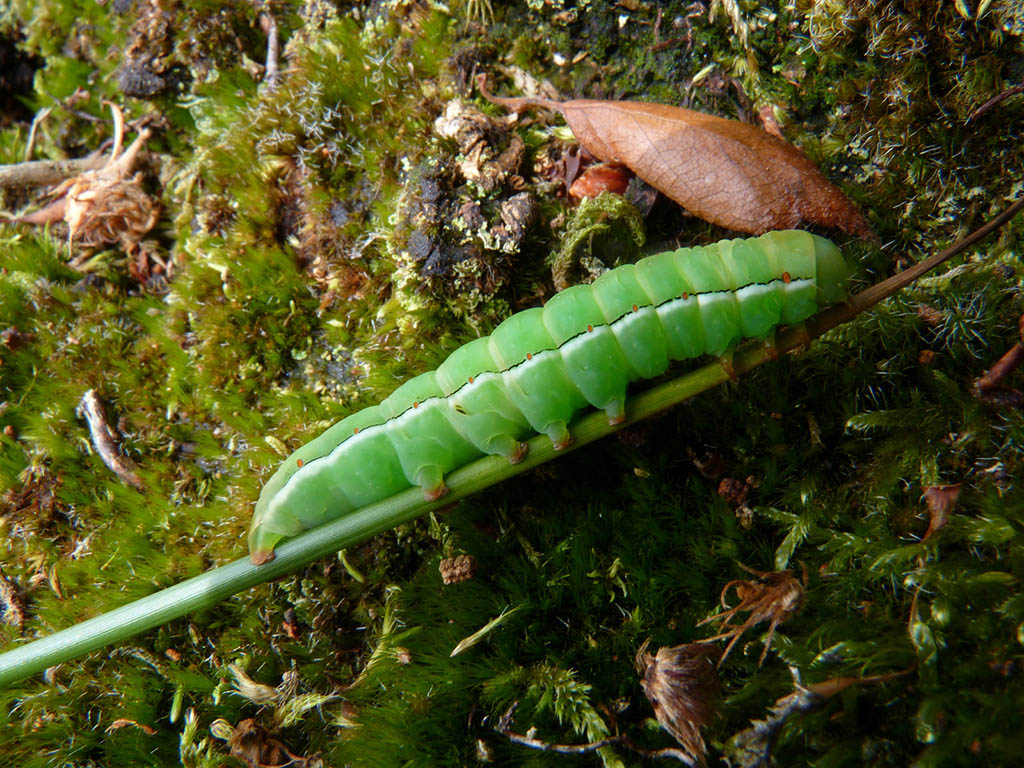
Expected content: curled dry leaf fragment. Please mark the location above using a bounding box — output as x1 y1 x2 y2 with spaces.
698 563 807 666
922 484 961 540
568 161 633 201
972 315 1024 408
105 718 157 735
478 75 875 239
636 640 720 766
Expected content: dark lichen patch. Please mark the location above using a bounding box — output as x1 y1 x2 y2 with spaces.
0 33 42 126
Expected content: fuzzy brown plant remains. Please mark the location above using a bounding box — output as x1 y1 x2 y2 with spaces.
10 102 158 253
211 718 321 768
698 564 807 666
636 640 721 766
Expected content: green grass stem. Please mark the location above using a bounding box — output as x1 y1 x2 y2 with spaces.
0 198 1018 687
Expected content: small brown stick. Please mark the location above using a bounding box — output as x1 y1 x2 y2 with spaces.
24 106 53 161
728 666 911 767
496 703 697 764
77 389 144 490
799 196 1024 344
259 11 280 89
968 83 1024 123
0 156 108 190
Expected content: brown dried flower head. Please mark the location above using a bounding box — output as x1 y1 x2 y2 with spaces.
212 718 319 768
636 640 721 766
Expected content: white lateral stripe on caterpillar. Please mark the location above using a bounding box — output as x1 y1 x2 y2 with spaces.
249 230 849 562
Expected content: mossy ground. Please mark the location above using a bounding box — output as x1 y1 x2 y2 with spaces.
0 0 1022 765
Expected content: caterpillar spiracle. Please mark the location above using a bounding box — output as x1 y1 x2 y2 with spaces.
248 229 851 564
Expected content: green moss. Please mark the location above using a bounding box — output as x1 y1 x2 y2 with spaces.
1 0 1023 765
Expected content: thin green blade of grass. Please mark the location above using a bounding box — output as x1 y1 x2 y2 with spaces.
0 197 1018 688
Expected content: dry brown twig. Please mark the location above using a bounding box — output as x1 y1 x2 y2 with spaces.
258 9 280 89
495 702 698 764
76 389 145 491
728 666 911 768
698 563 807 666
972 314 1024 408
0 156 108 189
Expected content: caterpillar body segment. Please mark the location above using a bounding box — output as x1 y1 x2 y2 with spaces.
248 230 850 563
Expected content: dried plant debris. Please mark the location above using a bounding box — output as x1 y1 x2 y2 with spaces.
495 700 700 765
105 718 157 735
972 314 1024 408
434 98 525 193
118 0 175 97
0 326 35 351
439 554 477 585
727 667 909 768
6 103 158 252
636 640 721 766
210 718 322 768
717 477 753 507
76 389 145 491
0 568 26 633
478 75 874 239
281 607 302 641
698 564 807 666
922 484 962 540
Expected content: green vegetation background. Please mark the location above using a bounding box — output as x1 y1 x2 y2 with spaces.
0 0 1022 765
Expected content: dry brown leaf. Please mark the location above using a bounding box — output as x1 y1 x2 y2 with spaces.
568 161 633 201
478 76 875 239
922 484 962 539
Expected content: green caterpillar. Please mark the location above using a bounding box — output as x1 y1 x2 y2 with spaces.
249 230 850 563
